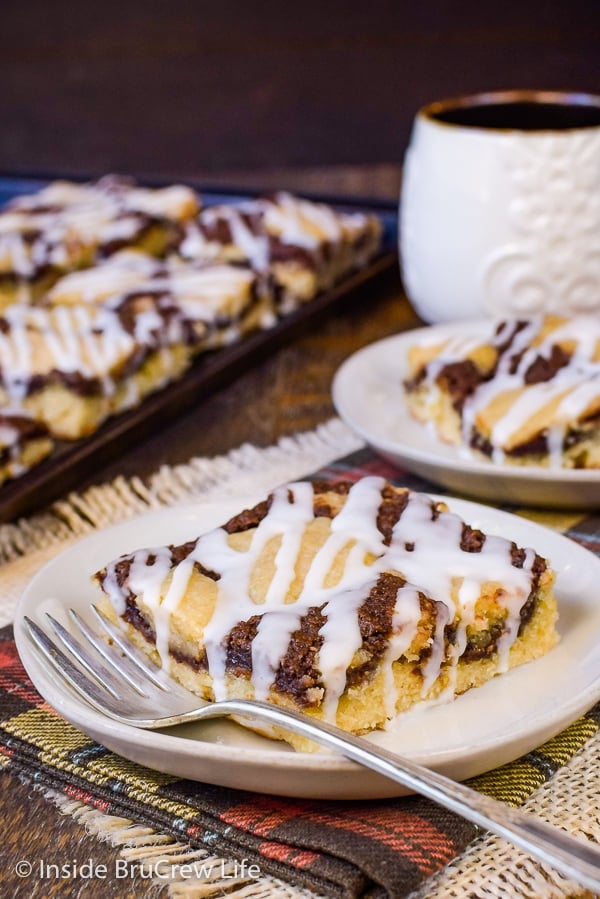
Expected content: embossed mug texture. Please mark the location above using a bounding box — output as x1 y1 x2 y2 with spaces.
400 91 600 323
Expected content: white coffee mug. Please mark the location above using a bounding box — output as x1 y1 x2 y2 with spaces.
399 90 600 323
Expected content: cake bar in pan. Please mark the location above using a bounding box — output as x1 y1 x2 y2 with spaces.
0 179 384 487
0 410 53 486
46 251 276 350
0 301 194 440
178 191 383 311
0 176 199 308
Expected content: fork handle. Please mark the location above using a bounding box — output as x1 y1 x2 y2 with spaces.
200 698 600 892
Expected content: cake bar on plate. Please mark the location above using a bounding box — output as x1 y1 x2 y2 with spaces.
404 315 600 469
94 476 558 751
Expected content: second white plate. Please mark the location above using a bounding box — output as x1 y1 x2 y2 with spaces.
332 322 600 509
14 496 600 799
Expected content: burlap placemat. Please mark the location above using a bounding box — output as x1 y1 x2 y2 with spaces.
1 420 599 898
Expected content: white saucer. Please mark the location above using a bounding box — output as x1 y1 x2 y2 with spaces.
14 496 600 799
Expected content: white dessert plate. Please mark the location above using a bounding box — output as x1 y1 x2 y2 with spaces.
14 496 600 800
332 321 600 509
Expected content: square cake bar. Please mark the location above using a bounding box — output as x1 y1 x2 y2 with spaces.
0 300 194 440
46 251 276 351
404 315 600 468
94 477 558 751
178 191 383 311
0 176 200 308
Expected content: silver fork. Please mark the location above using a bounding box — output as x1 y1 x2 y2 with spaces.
24 608 600 893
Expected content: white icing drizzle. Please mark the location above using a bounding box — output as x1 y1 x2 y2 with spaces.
153 265 257 325
226 207 270 270
380 582 423 718
418 333 492 386
386 493 534 682
0 302 164 404
121 184 198 219
101 477 543 725
260 192 343 249
183 205 271 272
317 580 378 721
0 410 48 476
420 603 450 695
48 251 162 304
0 177 197 280
47 252 264 348
179 191 377 280
7 178 197 225
102 546 175 668
485 319 598 461
380 491 535 701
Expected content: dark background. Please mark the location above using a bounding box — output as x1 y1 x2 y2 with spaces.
0 0 599 184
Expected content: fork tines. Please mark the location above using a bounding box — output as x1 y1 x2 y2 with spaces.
24 606 196 719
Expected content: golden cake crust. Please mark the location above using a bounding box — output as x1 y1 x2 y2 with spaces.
0 411 53 485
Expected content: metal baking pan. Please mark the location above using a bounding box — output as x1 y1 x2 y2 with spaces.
0 174 399 522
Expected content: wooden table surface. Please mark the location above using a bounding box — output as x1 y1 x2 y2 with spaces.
0 164 423 898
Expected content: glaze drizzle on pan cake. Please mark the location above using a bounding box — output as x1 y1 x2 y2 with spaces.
95 477 558 747
0 178 383 486
2 176 198 258
46 252 276 348
0 261 267 439
0 176 199 304
0 300 193 438
0 301 180 396
405 315 600 469
179 191 383 310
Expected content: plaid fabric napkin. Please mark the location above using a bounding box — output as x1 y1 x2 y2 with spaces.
1 448 599 899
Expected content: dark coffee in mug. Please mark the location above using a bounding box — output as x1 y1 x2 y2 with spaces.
430 99 600 131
